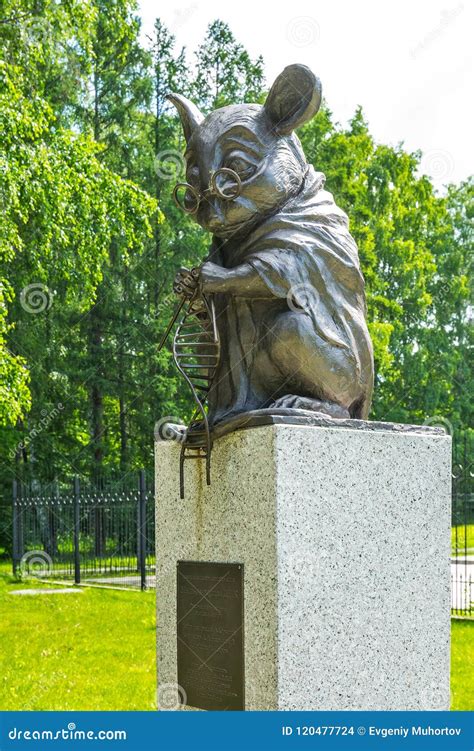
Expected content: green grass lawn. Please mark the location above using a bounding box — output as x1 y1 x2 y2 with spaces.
0 566 473 711
451 618 474 710
0 567 156 710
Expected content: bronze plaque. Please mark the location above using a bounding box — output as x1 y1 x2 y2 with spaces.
177 561 244 711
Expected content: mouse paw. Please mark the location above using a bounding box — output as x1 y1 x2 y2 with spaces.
271 395 350 419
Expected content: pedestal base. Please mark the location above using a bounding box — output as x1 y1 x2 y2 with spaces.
155 423 451 710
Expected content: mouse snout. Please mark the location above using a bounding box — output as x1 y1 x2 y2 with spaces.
198 196 225 231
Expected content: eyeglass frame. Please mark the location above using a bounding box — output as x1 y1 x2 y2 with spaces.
172 167 243 214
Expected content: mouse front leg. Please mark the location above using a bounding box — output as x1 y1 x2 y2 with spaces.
200 261 273 299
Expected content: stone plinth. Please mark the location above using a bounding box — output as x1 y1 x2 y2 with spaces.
155 423 451 711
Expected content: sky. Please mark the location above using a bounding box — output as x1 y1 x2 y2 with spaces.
138 0 473 191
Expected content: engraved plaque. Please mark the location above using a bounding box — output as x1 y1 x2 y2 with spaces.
177 561 244 711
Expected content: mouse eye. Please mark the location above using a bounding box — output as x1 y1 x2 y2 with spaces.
224 155 256 180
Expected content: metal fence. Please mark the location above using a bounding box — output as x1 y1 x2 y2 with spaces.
8 434 473 609
12 469 155 590
451 434 473 617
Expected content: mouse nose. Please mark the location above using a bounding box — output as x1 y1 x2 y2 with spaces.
198 195 225 230
206 215 224 232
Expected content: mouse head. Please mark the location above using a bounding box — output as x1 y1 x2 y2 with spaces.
169 64 322 239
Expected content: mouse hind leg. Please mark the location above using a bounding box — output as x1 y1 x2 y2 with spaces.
265 310 370 419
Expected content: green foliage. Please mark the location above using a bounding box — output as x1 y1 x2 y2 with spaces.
0 5 158 474
0 9 471 512
299 109 472 430
1 73 155 302
0 279 30 426
0 0 96 122
82 0 152 165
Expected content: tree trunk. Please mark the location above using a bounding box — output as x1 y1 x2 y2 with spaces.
89 59 105 483
153 63 162 306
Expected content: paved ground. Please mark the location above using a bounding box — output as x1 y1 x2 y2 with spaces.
15 562 474 611
82 574 156 589
9 588 83 596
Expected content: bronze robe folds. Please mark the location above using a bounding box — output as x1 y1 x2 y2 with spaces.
206 167 374 426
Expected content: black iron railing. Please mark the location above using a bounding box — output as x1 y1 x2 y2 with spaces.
451 433 473 617
11 469 154 590
8 432 473 611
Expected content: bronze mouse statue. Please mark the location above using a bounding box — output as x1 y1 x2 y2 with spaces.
168 64 374 428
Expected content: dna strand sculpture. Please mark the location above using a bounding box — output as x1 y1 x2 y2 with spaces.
158 268 220 498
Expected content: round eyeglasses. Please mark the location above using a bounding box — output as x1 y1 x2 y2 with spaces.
172 168 242 214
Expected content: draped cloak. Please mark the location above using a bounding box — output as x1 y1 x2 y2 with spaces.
205 166 374 425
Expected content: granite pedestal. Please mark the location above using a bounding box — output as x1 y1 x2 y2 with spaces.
155 423 451 710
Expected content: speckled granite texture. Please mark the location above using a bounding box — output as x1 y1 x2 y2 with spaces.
155 424 451 711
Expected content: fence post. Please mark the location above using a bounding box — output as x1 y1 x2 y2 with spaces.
12 479 24 576
73 476 81 585
138 469 147 590
12 479 18 575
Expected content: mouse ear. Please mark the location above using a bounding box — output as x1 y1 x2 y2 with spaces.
264 64 322 135
167 93 204 142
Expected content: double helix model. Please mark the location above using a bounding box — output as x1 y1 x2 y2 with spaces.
158 269 220 498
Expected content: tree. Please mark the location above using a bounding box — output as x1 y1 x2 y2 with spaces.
146 19 187 303
0 9 471 512
0 23 157 483
193 20 265 110
70 0 152 474
0 0 96 126
300 108 472 428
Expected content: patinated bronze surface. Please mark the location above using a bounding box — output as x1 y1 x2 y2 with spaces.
168 64 373 425
158 65 374 491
